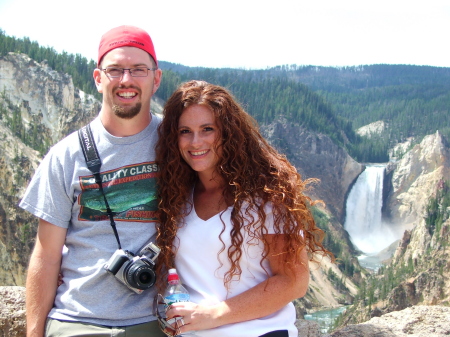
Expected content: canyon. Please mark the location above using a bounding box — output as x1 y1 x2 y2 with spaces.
1 52 449 335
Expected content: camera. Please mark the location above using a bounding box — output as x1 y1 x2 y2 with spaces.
104 242 160 294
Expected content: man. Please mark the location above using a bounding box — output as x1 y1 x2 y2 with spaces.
20 26 165 337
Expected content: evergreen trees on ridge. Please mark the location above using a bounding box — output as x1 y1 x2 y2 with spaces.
1 29 449 164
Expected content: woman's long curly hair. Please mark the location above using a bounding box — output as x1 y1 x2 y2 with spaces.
154 80 333 289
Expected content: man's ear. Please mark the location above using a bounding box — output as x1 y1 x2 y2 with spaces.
93 68 103 93
152 69 163 94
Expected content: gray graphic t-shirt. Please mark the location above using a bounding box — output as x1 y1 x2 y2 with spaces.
20 114 161 326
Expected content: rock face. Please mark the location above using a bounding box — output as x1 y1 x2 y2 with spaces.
0 53 101 286
2 287 447 337
261 119 364 310
329 305 450 337
0 53 100 144
356 120 385 137
383 217 450 313
0 121 39 286
384 132 450 310
337 131 450 327
385 131 450 227
0 287 26 337
261 118 363 222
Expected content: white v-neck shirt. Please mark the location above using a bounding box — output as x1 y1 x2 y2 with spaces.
174 203 298 337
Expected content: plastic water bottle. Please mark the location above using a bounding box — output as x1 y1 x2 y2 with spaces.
163 268 197 336
164 268 190 306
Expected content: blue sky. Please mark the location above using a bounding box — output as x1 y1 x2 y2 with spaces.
0 0 449 69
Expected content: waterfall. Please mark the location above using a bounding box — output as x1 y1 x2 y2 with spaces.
344 164 396 254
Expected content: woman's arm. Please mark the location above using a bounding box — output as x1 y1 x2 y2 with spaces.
166 234 309 333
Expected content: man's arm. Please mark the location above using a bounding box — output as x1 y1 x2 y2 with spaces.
26 219 67 337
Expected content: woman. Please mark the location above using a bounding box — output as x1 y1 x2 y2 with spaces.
155 80 333 337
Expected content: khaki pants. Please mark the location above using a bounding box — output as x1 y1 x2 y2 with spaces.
45 318 166 337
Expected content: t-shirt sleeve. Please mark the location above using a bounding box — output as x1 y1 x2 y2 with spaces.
19 145 74 228
262 202 304 237
263 202 276 234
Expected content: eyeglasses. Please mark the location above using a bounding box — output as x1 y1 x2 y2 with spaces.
153 294 184 337
101 66 158 79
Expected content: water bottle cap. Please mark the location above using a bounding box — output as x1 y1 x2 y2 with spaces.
168 268 179 282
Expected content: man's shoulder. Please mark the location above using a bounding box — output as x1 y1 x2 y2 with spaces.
50 118 99 154
50 130 81 153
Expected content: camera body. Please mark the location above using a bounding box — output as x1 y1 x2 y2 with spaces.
104 242 160 294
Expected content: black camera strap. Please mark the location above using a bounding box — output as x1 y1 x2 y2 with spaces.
78 124 122 249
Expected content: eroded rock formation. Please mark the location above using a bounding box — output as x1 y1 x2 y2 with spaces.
0 53 101 285
385 131 450 227
329 305 450 337
2 287 448 337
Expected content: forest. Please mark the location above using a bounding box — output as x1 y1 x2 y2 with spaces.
0 30 98 98
269 64 450 150
2 29 449 163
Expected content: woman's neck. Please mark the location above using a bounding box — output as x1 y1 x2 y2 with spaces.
193 174 232 221
196 170 226 192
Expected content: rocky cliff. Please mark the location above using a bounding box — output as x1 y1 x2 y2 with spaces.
329 305 450 337
261 119 363 223
3 287 449 337
0 52 100 285
385 131 450 227
261 118 364 310
385 132 450 311
0 53 100 144
337 131 450 326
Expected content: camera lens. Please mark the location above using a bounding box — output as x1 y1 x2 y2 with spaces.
124 260 156 290
138 271 153 283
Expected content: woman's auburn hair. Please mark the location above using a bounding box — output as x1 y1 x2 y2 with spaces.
154 80 333 289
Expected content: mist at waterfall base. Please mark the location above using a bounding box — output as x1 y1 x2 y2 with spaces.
344 165 405 268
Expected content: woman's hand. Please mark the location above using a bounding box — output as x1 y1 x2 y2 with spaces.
165 301 226 334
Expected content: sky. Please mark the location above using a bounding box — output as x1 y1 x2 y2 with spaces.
0 0 449 69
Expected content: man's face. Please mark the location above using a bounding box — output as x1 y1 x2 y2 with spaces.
94 46 162 119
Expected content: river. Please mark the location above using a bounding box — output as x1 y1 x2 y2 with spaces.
304 306 347 333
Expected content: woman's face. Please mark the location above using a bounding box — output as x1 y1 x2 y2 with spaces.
177 104 222 177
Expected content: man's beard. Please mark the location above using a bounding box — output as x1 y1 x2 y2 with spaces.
112 103 142 119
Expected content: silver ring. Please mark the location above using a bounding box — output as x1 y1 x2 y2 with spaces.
176 317 185 327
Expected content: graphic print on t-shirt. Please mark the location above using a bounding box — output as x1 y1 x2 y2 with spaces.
78 162 158 222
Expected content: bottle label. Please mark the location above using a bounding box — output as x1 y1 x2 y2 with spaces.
164 293 190 306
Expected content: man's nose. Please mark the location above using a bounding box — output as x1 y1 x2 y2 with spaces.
120 69 134 81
